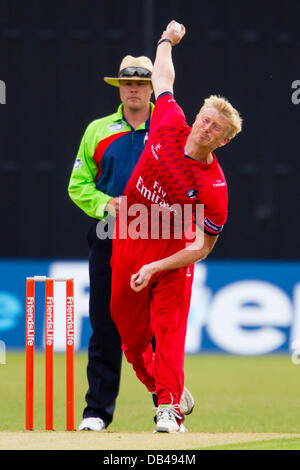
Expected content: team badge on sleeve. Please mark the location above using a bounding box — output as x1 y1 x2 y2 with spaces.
204 217 223 233
74 158 83 169
186 189 199 199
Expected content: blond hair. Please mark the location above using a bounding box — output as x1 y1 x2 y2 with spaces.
199 95 242 139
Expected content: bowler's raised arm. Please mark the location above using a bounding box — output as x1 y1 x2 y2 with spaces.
152 20 186 99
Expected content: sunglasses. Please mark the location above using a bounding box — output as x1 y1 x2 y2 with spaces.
119 67 152 78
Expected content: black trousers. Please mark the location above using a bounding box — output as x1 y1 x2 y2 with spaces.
83 220 122 427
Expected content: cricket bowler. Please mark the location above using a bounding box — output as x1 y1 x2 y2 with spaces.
110 20 242 433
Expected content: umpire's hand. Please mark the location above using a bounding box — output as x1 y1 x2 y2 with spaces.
105 196 122 217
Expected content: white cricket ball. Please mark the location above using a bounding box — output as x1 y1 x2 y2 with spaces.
167 22 182 33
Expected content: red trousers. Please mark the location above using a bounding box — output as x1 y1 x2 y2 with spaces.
110 237 194 405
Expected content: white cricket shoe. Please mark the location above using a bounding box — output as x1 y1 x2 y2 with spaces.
152 387 194 415
155 405 181 433
179 423 188 432
180 386 194 415
78 417 106 431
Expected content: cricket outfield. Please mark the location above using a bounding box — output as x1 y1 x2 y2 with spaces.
1 353 300 450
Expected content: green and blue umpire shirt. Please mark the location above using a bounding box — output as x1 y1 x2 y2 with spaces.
68 102 154 219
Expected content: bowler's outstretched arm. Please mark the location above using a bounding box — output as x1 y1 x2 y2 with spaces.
152 20 186 99
131 227 219 292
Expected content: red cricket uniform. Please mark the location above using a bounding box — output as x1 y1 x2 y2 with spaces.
111 93 228 407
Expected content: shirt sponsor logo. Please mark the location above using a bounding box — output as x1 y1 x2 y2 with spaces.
204 217 223 233
109 122 125 132
135 177 178 214
136 176 166 203
151 143 161 160
74 158 83 169
213 179 226 187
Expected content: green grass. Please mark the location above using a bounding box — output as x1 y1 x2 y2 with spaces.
1 353 300 436
201 437 300 450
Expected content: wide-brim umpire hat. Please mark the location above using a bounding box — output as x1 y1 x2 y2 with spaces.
104 55 153 87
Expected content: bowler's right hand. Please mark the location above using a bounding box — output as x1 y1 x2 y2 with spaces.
160 20 186 46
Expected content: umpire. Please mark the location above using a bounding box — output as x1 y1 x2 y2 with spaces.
68 55 154 431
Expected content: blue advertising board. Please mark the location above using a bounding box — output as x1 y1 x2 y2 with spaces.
0 259 299 355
